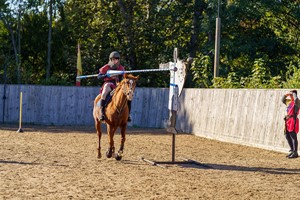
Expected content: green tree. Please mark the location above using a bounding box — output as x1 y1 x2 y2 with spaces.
1 0 299 88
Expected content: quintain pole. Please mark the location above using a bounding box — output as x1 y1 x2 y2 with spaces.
141 48 211 169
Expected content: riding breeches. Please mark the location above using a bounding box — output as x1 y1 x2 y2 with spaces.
101 82 113 100
285 131 298 152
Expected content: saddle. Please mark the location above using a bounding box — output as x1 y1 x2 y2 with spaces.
96 89 116 108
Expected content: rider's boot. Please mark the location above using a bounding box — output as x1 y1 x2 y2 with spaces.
286 149 293 157
288 151 299 158
127 100 132 122
99 99 105 121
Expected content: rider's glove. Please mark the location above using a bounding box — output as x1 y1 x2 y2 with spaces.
97 73 105 79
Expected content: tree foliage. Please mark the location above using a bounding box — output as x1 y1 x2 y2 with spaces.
0 0 299 88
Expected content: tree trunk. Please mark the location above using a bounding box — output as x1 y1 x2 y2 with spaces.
189 0 206 58
0 12 20 84
186 0 206 87
17 8 21 84
118 0 137 69
46 0 53 80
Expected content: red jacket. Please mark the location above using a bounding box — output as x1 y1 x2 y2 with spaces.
98 64 125 94
285 101 299 133
99 64 125 83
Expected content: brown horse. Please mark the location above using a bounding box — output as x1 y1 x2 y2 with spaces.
93 74 139 160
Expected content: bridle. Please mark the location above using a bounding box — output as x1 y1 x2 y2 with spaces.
115 78 137 114
122 79 136 101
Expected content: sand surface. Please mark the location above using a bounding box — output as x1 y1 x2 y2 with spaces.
1 125 300 200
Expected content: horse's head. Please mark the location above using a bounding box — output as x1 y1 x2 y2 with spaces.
121 74 139 101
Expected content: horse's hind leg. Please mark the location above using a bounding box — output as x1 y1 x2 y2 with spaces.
115 125 126 161
95 119 102 158
93 97 103 159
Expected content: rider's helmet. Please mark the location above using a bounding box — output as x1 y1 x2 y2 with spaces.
108 51 120 70
109 51 120 61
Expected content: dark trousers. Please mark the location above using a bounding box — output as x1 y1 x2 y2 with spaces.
285 131 298 152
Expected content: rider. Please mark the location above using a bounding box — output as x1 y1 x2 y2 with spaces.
97 51 132 122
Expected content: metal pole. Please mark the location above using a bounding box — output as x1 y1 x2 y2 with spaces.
217 0 220 18
172 132 175 162
140 48 211 168
214 0 221 78
171 48 177 163
214 17 221 78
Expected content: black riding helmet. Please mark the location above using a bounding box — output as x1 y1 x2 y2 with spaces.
109 51 120 60
108 51 120 69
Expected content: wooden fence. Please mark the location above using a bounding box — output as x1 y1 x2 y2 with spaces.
176 89 289 153
0 84 169 127
0 84 292 153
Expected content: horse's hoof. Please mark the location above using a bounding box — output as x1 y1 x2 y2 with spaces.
115 151 123 161
106 151 112 158
106 147 115 158
115 154 122 161
97 153 102 159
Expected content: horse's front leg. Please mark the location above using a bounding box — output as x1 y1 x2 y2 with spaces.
106 125 116 158
115 125 126 161
95 119 102 159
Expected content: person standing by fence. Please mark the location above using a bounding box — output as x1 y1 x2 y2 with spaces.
281 90 300 158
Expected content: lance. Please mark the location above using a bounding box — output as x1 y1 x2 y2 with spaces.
76 65 177 79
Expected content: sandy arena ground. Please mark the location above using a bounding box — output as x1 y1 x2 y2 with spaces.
1 124 300 200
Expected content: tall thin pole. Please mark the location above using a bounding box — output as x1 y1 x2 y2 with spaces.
2 62 7 123
217 0 220 18
214 0 221 78
17 92 24 132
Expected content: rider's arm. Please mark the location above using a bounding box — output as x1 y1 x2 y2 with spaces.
281 94 290 105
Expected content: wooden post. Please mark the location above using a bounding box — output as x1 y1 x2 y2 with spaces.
141 48 210 168
214 17 221 78
17 92 24 133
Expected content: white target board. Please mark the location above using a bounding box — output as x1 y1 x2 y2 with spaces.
160 49 187 111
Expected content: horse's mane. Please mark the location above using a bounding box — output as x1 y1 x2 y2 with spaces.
114 81 123 94
124 74 137 79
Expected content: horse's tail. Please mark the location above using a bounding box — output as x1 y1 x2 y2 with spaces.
94 94 101 106
93 94 102 122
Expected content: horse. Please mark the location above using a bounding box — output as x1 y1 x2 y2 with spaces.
93 74 139 161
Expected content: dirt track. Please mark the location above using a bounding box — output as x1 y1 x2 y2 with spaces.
1 125 300 200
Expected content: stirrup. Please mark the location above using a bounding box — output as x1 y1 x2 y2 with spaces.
127 115 132 122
